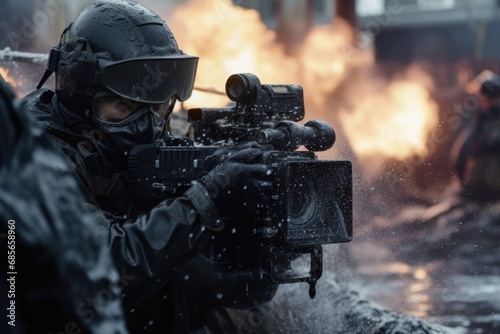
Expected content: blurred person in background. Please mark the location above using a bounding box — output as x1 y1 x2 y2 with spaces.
452 71 500 202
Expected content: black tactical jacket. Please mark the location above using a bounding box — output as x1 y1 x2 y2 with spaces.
0 80 127 333
21 89 212 333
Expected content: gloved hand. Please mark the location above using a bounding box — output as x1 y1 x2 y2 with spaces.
185 148 272 231
202 143 261 171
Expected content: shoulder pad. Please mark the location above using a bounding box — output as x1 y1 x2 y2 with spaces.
21 89 55 117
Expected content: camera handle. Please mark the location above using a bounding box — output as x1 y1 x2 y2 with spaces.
269 244 323 299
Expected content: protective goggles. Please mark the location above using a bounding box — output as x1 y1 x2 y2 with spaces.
99 56 198 104
92 91 175 126
38 47 198 104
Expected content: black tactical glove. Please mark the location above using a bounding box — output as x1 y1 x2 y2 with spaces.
185 148 271 231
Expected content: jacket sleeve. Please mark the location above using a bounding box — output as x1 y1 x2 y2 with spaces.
50 137 214 306
24 90 217 309
87 196 211 305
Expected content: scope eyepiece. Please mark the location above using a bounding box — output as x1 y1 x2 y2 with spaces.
302 120 336 151
225 73 261 104
257 120 335 152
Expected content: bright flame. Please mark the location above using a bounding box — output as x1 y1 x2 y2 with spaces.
168 0 292 108
298 23 353 107
0 66 22 96
339 67 439 160
167 0 352 110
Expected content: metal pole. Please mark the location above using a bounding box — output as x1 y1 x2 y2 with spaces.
0 47 48 65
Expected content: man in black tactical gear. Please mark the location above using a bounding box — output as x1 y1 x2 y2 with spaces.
22 1 275 333
0 75 127 333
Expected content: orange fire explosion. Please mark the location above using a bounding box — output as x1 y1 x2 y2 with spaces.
167 0 440 163
167 0 352 110
339 67 439 161
0 66 22 96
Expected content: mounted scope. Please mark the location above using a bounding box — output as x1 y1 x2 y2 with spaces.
189 73 335 151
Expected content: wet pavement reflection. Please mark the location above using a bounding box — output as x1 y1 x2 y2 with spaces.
350 185 500 333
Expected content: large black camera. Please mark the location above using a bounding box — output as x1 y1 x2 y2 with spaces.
128 73 352 301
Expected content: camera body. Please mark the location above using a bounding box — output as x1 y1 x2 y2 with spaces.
128 73 352 300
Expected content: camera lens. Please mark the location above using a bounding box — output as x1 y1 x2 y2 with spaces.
288 178 318 227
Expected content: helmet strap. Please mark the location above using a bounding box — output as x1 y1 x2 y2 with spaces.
36 47 62 89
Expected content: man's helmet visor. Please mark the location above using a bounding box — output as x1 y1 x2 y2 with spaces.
100 56 198 104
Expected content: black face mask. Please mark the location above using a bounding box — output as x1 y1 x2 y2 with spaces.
90 90 175 171
96 107 167 171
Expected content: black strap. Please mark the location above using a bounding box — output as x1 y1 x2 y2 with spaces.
36 47 62 89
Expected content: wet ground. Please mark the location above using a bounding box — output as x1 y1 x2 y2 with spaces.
350 185 500 333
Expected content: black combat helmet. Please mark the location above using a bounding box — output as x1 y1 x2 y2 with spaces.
37 0 199 171
38 0 198 116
